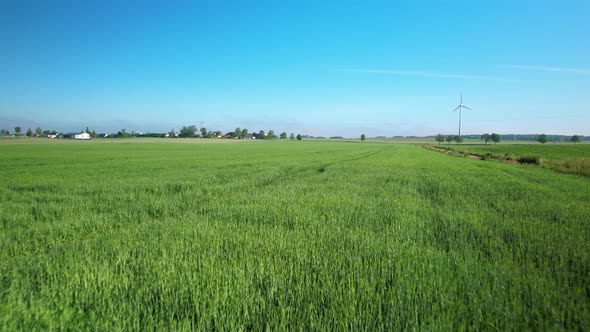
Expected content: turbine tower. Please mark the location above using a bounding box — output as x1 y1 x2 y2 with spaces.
453 93 472 137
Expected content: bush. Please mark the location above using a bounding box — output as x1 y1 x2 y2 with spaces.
518 156 543 166
481 153 493 160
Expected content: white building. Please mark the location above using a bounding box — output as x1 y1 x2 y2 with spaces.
63 132 91 140
75 133 91 139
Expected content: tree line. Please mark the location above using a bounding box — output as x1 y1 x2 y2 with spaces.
0 126 62 137
434 133 584 144
170 126 301 140
536 134 582 144
0 125 304 141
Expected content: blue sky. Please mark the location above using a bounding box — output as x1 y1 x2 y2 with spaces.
1 0 589 136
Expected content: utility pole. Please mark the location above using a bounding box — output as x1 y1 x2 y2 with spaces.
199 120 204 144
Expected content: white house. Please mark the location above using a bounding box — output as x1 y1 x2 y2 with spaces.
75 133 91 139
63 132 91 140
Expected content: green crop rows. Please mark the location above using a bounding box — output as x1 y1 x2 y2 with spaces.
1 140 589 330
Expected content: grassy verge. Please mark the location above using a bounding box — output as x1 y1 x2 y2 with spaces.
427 144 590 176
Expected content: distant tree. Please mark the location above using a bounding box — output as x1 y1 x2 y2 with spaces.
481 133 491 144
280 132 287 139
0 129 8 136
14 127 21 135
361 134 366 141
445 135 453 144
258 130 265 139
435 134 445 144
234 127 241 138
85 126 90 134
35 127 42 136
200 127 208 138
42 130 51 136
454 135 464 144
290 133 295 140
537 134 548 144
91 130 97 138
26 128 33 137
571 135 581 144
267 130 277 139
296 134 302 141
180 125 197 138
186 125 196 137
241 128 248 139
117 129 132 138
490 133 501 145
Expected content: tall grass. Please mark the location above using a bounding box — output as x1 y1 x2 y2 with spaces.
439 144 590 176
1 141 589 330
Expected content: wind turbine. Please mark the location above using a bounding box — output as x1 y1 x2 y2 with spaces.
453 93 472 137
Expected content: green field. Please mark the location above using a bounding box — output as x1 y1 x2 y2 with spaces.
1 140 589 330
436 143 590 176
439 143 590 159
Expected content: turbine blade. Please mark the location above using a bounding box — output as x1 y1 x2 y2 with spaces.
453 105 461 112
462 105 472 111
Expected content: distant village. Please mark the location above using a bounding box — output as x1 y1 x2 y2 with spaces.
0 126 305 140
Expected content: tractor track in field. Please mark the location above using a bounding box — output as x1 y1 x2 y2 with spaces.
255 145 394 188
323 145 394 167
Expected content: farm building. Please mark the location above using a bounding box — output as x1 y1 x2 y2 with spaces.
63 132 91 140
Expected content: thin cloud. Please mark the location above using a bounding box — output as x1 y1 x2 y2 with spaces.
340 69 516 81
500 65 590 75
466 114 588 124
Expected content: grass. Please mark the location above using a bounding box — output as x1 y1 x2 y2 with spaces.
1 140 590 330
434 143 590 176
436 143 590 159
